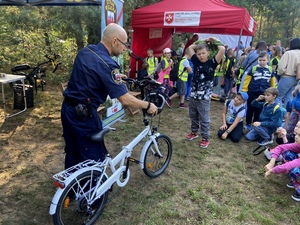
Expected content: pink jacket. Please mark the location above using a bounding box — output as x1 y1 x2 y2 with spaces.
157 67 173 87
271 143 300 174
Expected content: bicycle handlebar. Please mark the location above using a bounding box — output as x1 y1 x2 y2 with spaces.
122 77 162 88
33 53 61 72
45 54 60 61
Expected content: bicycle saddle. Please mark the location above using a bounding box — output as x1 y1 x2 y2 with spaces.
87 128 110 143
11 64 31 73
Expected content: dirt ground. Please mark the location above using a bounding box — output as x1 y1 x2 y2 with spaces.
0 84 66 225
1 84 299 225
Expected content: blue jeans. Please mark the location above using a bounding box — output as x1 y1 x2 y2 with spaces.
276 76 298 108
223 76 232 96
245 125 270 141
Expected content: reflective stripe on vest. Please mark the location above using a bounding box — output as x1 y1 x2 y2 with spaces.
178 58 188 81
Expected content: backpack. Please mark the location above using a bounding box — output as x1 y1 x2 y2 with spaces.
170 58 186 82
169 61 180 81
263 102 286 128
226 100 245 117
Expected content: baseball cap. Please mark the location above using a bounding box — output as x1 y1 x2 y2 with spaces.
163 48 172 54
237 92 248 101
171 51 178 56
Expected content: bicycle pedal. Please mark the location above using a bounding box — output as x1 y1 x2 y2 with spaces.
129 157 140 164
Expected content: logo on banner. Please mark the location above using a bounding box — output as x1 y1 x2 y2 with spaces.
104 0 117 25
165 13 174 24
164 11 201 26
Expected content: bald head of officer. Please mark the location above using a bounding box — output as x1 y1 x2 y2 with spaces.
101 23 128 57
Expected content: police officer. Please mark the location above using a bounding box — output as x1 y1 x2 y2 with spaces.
61 23 157 169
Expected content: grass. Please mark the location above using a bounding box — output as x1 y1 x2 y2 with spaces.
0 83 300 225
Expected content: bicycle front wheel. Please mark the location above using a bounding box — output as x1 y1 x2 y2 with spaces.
143 134 172 178
52 170 108 225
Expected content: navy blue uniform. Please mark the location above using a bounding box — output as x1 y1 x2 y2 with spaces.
62 43 127 169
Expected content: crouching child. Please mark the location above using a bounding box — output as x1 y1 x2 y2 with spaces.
246 87 282 146
218 92 248 142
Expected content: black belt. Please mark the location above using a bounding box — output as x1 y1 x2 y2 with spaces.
64 96 81 107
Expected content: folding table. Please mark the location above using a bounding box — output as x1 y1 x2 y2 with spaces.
0 74 27 119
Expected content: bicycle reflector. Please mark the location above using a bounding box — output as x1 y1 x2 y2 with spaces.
54 180 65 189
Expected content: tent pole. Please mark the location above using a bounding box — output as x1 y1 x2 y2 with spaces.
234 28 243 67
237 28 243 51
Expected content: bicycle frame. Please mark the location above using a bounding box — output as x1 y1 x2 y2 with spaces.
11 54 61 93
49 122 162 215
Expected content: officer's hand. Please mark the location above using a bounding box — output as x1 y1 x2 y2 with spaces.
120 74 127 79
147 103 158 116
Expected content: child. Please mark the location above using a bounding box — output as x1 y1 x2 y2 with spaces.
137 62 150 100
270 45 282 83
168 50 192 108
264 120 300 161
223 48 236 97
157 48 174 104
145 48 158 78
264 131 300 201
285 84 300 135
245 87 282 146
242 51 276 131
218 92 248 143
137 62 150 81
185 59 194 101
185 37 225 148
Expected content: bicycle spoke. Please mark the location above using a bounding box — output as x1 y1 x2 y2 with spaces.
143 134 172 178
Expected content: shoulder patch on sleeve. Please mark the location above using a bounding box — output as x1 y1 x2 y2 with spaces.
111 69 122 84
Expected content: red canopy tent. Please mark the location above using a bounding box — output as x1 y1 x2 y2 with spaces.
130 0 256 77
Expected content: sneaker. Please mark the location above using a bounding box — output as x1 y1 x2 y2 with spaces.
166 98 172 108
200 138 210 148
186 132 198 140
244 124 252 131
219 96 225 103
179 103 188 108
287 182 294 189
264 148 283 162
264 148 272 160
257 139 273 146
185 97 189 101
291 192 300 202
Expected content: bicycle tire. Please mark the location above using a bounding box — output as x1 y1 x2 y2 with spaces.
52 170 108 225
143 134 172 178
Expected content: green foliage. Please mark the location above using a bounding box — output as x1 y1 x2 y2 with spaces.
0 6 101 83
226 0 300 46
0 1 299 82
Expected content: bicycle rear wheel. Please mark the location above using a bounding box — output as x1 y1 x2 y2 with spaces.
52 170 108 225
143 134 172 178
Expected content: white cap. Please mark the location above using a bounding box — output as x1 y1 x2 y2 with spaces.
163 48 172 53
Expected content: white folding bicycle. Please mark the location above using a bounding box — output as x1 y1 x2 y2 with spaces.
49 80 173 225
